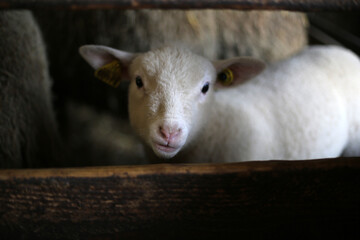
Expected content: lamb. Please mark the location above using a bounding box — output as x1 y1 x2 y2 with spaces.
34 10 307 165
79 44 360 163
0 11 62 168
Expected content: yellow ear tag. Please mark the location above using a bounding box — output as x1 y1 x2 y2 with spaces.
217 68 234 86
94 60 122 88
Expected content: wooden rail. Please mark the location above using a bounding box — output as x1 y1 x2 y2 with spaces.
0 0 359 11
1 158 360 239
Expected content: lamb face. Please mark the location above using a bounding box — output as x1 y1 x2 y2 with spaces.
128 47 216 159
79 45 265 161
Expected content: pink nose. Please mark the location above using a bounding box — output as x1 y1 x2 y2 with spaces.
159 125 182 142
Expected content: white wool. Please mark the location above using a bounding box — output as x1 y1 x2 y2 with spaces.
80 45 360 163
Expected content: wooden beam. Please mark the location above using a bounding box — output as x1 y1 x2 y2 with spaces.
0 0 359 11
1 158 360 239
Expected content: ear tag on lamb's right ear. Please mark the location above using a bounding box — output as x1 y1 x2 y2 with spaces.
94 60 122 88
217 68 234 86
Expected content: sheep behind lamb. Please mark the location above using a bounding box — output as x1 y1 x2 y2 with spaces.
0 11 62 168
79 44 360 163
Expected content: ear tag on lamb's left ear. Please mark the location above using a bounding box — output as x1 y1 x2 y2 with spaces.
217 68 234 86
94 60 122 88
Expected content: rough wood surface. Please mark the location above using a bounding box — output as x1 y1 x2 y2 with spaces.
1 158 360 239
0 0 359 11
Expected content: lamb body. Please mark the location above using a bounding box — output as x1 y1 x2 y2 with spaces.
80 45 360 163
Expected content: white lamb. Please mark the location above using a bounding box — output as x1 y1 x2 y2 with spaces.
79 45 360 163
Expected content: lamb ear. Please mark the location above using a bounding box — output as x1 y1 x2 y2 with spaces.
79 45 137 87
79 45 136 69
213 57 266 87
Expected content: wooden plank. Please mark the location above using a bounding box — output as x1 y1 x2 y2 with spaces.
1 158 360 239
0 0 359 11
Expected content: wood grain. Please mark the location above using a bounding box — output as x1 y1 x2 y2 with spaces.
1 158 360 239
0 0 359 11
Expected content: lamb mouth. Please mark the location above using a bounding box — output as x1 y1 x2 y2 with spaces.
155 143 179 153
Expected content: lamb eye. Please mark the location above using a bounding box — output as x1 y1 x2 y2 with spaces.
201 82 210 94
135 76 143 88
